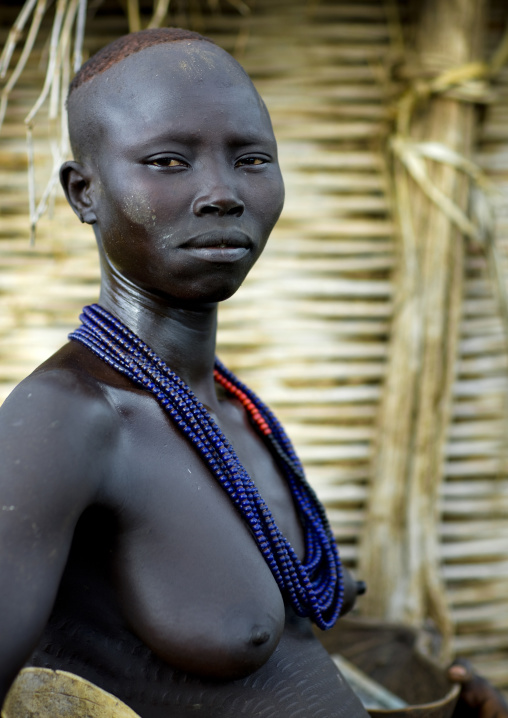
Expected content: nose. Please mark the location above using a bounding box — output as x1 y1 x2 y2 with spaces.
192 179 245 218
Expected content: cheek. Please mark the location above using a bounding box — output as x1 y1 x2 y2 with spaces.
94 169 165 232
262 173 285 227
120 191 158 228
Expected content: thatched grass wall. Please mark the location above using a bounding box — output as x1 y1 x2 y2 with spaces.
1 0 507 693
452 5 508 681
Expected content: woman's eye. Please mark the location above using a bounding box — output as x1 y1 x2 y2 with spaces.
236 157 266 167
149 158 187 168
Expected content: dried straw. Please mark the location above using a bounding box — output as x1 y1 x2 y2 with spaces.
0 0 47 130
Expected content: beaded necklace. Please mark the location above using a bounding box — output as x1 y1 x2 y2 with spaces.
70 304 344 630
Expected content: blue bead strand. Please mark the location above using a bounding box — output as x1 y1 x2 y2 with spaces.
69 304 344 629
74 305 338 619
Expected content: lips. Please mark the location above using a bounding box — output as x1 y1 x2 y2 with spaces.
181 231 251 250
180 231 251 262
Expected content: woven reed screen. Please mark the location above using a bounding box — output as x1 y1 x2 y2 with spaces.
0 0 507 692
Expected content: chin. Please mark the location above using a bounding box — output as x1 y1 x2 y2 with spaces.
181 277 248 305
210 285 244 303
154 283 243 309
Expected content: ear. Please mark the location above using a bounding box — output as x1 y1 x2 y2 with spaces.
60 161 97 224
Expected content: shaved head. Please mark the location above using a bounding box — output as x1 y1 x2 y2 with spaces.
68 27 214 97
67 31 255 164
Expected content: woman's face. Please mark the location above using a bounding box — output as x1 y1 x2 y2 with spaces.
71 42 285 306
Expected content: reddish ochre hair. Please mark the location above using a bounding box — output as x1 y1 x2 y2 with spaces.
68 27 215 97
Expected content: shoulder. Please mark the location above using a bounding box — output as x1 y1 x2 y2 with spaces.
0 341 122 502
2 342 118 433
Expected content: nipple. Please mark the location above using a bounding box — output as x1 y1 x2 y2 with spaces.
251 628 271 646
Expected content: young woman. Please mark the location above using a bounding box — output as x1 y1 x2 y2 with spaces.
0 28 367 718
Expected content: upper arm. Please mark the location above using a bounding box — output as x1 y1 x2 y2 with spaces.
0 369 115 698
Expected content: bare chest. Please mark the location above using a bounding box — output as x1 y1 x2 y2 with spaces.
98 392 305 676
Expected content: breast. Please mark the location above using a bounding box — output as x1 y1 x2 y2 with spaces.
28 489 367 717
108 430 287 678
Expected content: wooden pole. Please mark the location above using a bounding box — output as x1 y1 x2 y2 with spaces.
359 0 487 649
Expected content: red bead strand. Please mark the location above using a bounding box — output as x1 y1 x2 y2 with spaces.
214 369 272 436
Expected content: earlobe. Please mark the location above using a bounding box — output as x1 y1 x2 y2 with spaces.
60 161 97 225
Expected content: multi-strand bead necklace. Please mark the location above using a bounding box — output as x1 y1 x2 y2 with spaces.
70 304 344 630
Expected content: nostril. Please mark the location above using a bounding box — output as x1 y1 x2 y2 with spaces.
200 205 220 215
226 204 244 217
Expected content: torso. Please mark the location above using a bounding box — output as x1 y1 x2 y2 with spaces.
27 343 368 718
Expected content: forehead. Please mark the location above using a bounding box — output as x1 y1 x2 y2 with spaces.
70 43 271 154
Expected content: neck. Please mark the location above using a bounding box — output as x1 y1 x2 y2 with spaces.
98 266 219 406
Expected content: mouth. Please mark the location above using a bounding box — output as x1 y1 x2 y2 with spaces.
181 231 251 262
182 231 251 249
